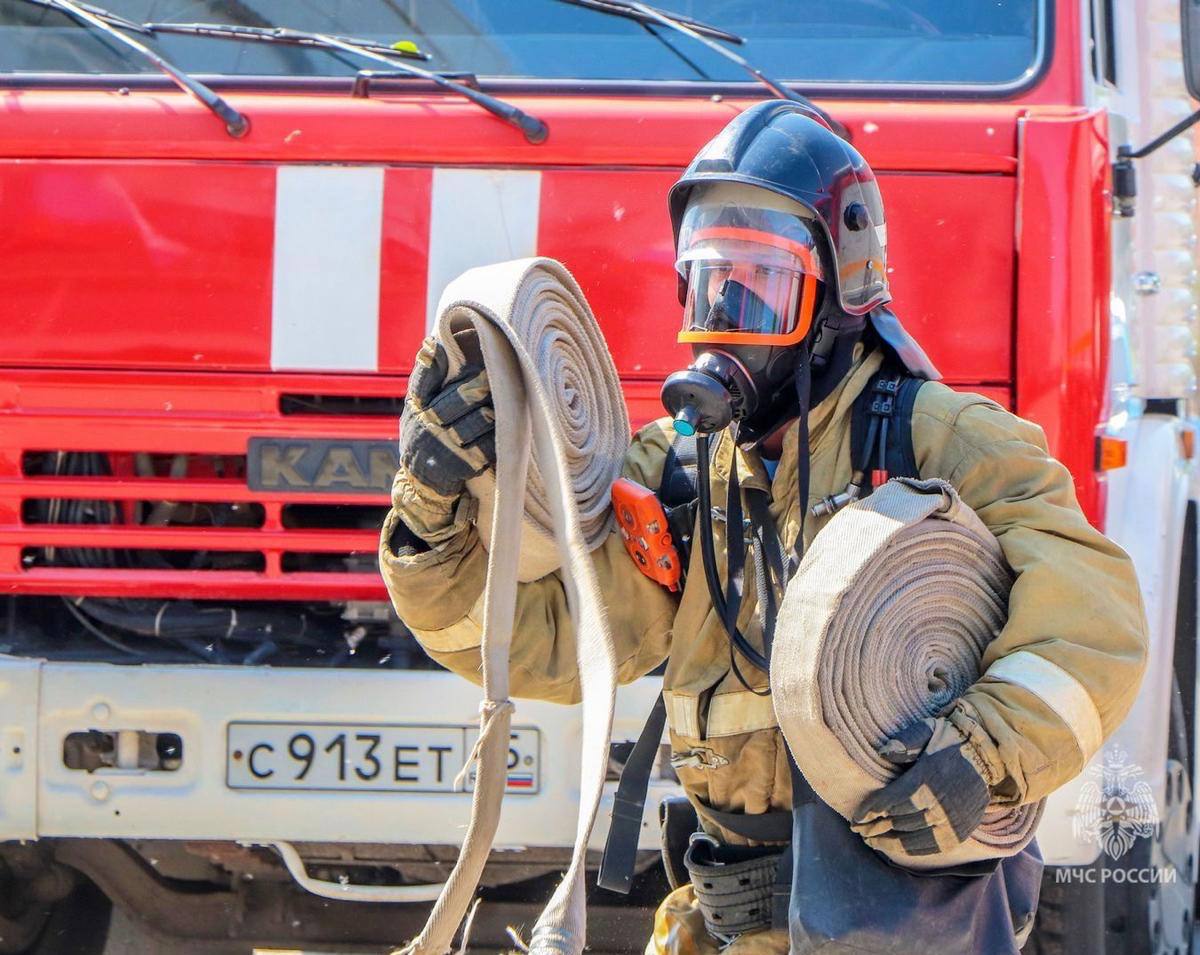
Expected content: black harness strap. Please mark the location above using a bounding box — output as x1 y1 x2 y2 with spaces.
849 366 925 494
722 451 773 695
658 434 693 502
891 375 923 479
597 692 668 893
745 488 784 662
696 801 794 843
596 437 702 894
788 343 813 576
660 433 699 571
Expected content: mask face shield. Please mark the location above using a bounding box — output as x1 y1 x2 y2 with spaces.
675 203 824 348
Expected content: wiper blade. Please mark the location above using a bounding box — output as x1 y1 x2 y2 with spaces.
143 22 548 145
141 22 430 62
19 0 248 137
19 0 147 34
557 0 850 140
18 0 249 137
559 0 744 45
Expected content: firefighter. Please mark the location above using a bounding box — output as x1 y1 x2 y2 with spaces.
379 102 1147 954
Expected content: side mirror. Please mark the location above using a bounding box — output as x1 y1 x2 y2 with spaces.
1183 0 1200 99
1117 3 1200 216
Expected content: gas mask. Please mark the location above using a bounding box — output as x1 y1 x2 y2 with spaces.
660 193 827 444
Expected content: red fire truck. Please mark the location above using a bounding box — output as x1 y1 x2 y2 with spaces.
1 2 1198 953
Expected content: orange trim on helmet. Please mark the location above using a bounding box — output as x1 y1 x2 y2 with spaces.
687 226 821 276
677 272 820 347
837 257 875 279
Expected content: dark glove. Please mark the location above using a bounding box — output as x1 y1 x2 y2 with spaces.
391 337 496 544
850 717 991 857
400 337 496 495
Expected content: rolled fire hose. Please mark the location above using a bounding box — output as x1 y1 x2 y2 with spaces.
770 478 1045 870
397 258 629 955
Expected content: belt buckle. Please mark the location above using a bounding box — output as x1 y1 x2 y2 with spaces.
686 830 723 867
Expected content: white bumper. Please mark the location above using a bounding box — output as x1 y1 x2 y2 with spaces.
0 656 674 851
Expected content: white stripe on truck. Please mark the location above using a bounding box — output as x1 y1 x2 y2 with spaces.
271 166 385 372
426 168 541 331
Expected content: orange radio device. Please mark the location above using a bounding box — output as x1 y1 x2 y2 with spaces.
611 478 683 592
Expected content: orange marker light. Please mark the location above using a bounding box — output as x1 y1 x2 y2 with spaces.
1095 435 1128 471
1181 429 1196 461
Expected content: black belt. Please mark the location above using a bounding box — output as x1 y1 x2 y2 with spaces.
684 834 785 938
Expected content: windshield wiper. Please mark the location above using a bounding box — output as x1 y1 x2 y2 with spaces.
143 22 549 145
19 0 249 137
556 0 850 140
20 0 143 32
560 0 744 44
142 22 430 63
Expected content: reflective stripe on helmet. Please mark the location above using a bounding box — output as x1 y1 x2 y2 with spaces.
682 225 822 276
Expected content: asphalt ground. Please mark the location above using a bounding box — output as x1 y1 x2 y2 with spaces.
92 871 667 955
44 894 1199 954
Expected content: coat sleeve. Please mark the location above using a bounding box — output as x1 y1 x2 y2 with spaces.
912 384 1149 805
378 420 680 705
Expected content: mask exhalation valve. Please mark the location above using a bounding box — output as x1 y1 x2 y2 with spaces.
660 351 754 436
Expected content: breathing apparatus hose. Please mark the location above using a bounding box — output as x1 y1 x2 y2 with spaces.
396 258 628 955
694 434 770 674
682 339 815 683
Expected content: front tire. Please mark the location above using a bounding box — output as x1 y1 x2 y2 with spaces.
0 879 110 955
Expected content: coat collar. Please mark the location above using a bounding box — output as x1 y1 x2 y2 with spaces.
710 346 884 492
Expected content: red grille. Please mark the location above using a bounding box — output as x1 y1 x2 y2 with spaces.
0 370 403 601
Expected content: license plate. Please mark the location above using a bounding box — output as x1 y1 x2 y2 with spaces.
227 722 540 794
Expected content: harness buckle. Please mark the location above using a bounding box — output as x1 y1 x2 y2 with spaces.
869 394 895 416
868 376 902 417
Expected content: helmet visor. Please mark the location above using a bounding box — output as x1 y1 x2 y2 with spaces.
676 206 824 346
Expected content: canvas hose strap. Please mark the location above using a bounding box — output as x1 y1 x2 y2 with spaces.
396 258 629 955
770 478 1045 870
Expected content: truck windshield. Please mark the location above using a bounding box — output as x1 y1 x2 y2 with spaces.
1 0 1045 91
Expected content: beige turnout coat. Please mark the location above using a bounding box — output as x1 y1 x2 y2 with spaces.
379 348 1148 847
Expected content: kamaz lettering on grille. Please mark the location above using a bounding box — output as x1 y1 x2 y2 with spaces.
248 439 398 494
